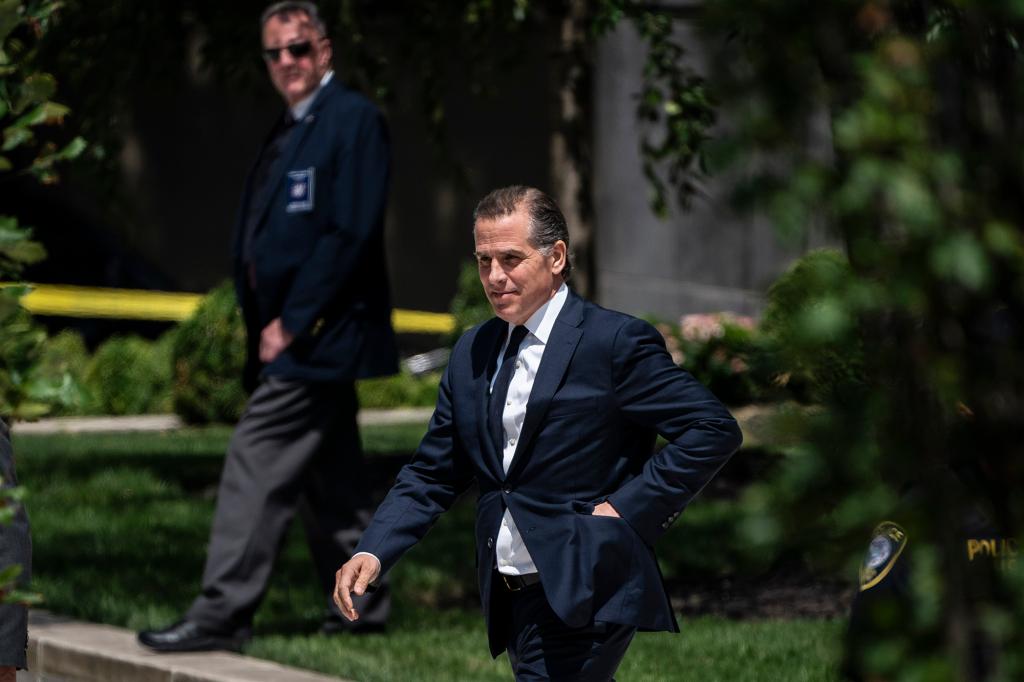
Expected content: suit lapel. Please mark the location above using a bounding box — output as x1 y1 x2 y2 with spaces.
504 291 584 482
248 80 335 235
473 319 509 481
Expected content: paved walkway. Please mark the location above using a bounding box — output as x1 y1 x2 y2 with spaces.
19 611 352 682
12 407 434 435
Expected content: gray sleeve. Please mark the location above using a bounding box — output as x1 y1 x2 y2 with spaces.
0 420 30 669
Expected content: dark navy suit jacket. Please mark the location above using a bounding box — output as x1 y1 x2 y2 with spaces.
356 291 742 656
232 77 398 386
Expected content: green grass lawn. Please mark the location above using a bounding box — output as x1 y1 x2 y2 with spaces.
12 426 843 681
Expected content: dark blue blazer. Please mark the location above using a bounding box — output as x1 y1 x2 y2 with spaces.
232 77 398 386
356 291 742 656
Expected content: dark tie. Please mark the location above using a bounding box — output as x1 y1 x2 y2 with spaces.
243 112 297 268
489 325 529 453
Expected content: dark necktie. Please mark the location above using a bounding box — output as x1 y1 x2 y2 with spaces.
489 325 529 453
243 112 297 267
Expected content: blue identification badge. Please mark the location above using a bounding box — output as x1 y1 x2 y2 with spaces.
285 167 315 213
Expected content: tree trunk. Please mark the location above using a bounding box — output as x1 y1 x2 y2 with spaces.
550 0 595 299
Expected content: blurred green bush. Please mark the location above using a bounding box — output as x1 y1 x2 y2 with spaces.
759 249 865 405
358 369 441 409
34 329 91 415
656 312 761 406
447 259 491 344
83 334 172 415
171 281 247 425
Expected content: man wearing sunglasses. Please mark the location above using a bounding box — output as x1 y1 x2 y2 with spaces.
139 0 397 652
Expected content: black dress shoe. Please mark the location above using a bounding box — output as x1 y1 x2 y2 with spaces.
137 619 250 653
320 614 387 636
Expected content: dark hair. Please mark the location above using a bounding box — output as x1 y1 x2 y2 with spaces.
473 185 573 280
260 1 326 36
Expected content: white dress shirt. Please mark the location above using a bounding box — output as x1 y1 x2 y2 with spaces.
290 70 334 121
354 283 569 578
493 283 568 576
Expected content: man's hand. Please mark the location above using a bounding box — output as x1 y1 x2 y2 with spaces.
259 317 295 363
333 554 382 622
592 501 621 518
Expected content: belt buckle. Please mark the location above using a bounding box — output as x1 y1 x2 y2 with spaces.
502 574 522 592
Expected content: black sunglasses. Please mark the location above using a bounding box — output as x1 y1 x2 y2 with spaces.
263 40 313 63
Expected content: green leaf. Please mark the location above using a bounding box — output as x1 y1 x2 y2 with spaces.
57 135 86 160
0 564 20 588
1 238 46 265
13 73 57 114
796 297 853 345
1 124 30 150
10 400 51 420
984 221 1023 258
0 0 21 44
930 233 990 290
4 589 42 607
886 168 940 233
14 100 69 127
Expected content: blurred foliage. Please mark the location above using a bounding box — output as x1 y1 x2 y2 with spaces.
655 312 763 406
168 280 442 423
0 0 83 421
653 249 867 407
30 327 88 414
759 249 866 406
593 1 716 216
83 334 172 415
171 280 246 425
447 259 492 344
659 0 1024 678
357 369 441 410
0 0 87 613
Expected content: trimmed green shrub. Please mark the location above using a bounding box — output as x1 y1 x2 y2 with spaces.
357 369 441 409
34 329 90 415
171 281 247 425
83 335 172 415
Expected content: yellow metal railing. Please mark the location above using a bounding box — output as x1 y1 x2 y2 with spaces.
8 283 455 334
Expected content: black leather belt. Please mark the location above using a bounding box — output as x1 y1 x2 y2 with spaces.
500 572 541 592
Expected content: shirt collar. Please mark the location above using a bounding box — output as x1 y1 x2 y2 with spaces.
508 282 568 346
290 70 334 122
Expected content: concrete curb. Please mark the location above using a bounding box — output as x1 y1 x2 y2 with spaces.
22 611 351 682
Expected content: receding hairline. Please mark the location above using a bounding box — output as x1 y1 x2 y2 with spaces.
260 3 326 36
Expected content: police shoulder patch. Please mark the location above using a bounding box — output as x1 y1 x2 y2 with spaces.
859 520 907 592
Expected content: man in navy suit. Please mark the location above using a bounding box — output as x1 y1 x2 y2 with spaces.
140 1 397 652
335 186 742 680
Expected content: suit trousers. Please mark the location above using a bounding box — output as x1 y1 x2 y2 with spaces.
186 377 388 631
497 581 636 682
0 421 30 669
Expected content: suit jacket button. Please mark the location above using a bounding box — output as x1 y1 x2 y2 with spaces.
487 537 494 548
503 488 511 494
